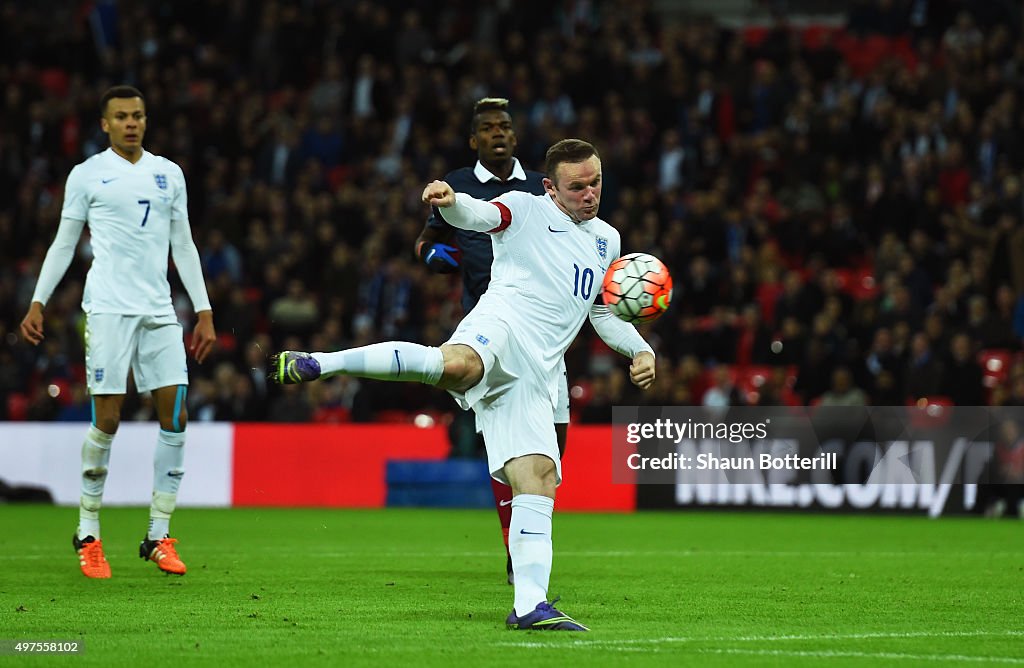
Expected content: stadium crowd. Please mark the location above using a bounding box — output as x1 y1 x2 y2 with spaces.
3 0 1024 429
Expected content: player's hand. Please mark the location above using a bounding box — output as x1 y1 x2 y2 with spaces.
191 311 217 364
20 302 45 346
422 181 455 208
422 242 461 273
630 351 656 390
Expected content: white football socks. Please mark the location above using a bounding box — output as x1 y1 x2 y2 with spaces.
313 342 444 385
78 425 114 540
509 494 555 616
149 429 186 540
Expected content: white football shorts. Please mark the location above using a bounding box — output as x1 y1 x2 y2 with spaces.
84 313 188 394
445 306 562 485
473 355 568 433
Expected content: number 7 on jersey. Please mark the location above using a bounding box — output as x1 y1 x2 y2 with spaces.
137 199 150 227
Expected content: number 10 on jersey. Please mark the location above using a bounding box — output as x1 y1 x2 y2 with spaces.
572 263 594 300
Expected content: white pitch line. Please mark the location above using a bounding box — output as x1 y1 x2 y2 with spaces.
4 540 1024 560
700 648 1024 664
546 549 1023 559
599 630 1024 644
197 549 1023 559
728 630 1024 642
497 629 1024 648
3 548 1023 560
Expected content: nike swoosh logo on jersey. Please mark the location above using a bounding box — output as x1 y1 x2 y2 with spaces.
520 529 545 535
499 499 513 507
101 178 118 184
548 225 568 233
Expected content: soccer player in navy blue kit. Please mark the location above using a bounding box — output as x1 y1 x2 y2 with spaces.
414 98 565 585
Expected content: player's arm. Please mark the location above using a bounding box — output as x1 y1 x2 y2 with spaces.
592 233 655 388
414 211 461 273
168 167 215 363
20 216 87 345
169 216 216 363
421 181 510 233
588 304 656 389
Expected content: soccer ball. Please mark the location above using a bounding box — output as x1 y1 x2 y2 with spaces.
601 253 673 324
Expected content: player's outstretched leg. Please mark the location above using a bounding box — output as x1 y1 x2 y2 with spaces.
270 351 322 385
139 536 186 575
73 534 111 579
269 343 445 386
506 597 590 632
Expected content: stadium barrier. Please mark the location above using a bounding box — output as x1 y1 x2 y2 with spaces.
0 423 635 512
386 459 495 508
0 423 990 515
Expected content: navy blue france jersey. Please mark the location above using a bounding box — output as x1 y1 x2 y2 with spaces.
426 162 546 313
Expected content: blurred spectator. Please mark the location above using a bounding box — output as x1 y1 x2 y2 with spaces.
268 384 313 422
269 279 320 336
942 11 983 58
862 327 904 396
201 229 243 284
794 338 832 403
212 362 264 421
702 366 744 411
940 332 985 406
256 121 302 189
904 331 945 401
355 258 423 340
818 366 868 407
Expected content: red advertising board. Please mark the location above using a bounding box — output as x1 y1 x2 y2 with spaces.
232 424 634 511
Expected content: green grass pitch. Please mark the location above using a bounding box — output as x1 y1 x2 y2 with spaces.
1 505 1021 667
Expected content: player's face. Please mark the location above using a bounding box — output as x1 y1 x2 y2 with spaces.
101 97 147 159
545 155 602 223
470 110 516 163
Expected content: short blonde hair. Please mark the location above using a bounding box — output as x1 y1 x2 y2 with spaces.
471 97 511 132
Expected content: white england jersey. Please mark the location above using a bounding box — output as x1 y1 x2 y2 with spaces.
61 148 188 315
478 190 620 378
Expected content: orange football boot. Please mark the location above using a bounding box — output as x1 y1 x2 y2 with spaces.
139 537 187 575
73 534 112 579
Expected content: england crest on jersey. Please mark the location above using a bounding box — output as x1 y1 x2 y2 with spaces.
154 174 168 190
596 236 608 260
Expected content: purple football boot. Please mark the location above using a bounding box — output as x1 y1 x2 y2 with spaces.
269 351 321 384
506 598 589 631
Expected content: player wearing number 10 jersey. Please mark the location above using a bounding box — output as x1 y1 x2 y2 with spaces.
415 97 556 585
19 85 216 579
269 139 656 630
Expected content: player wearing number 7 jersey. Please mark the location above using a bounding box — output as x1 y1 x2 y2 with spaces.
19 85 216 579
269 139 656 630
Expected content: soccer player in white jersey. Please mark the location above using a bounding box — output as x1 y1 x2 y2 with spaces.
19 85 216 579
270 139 655 630
414 97 553 586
